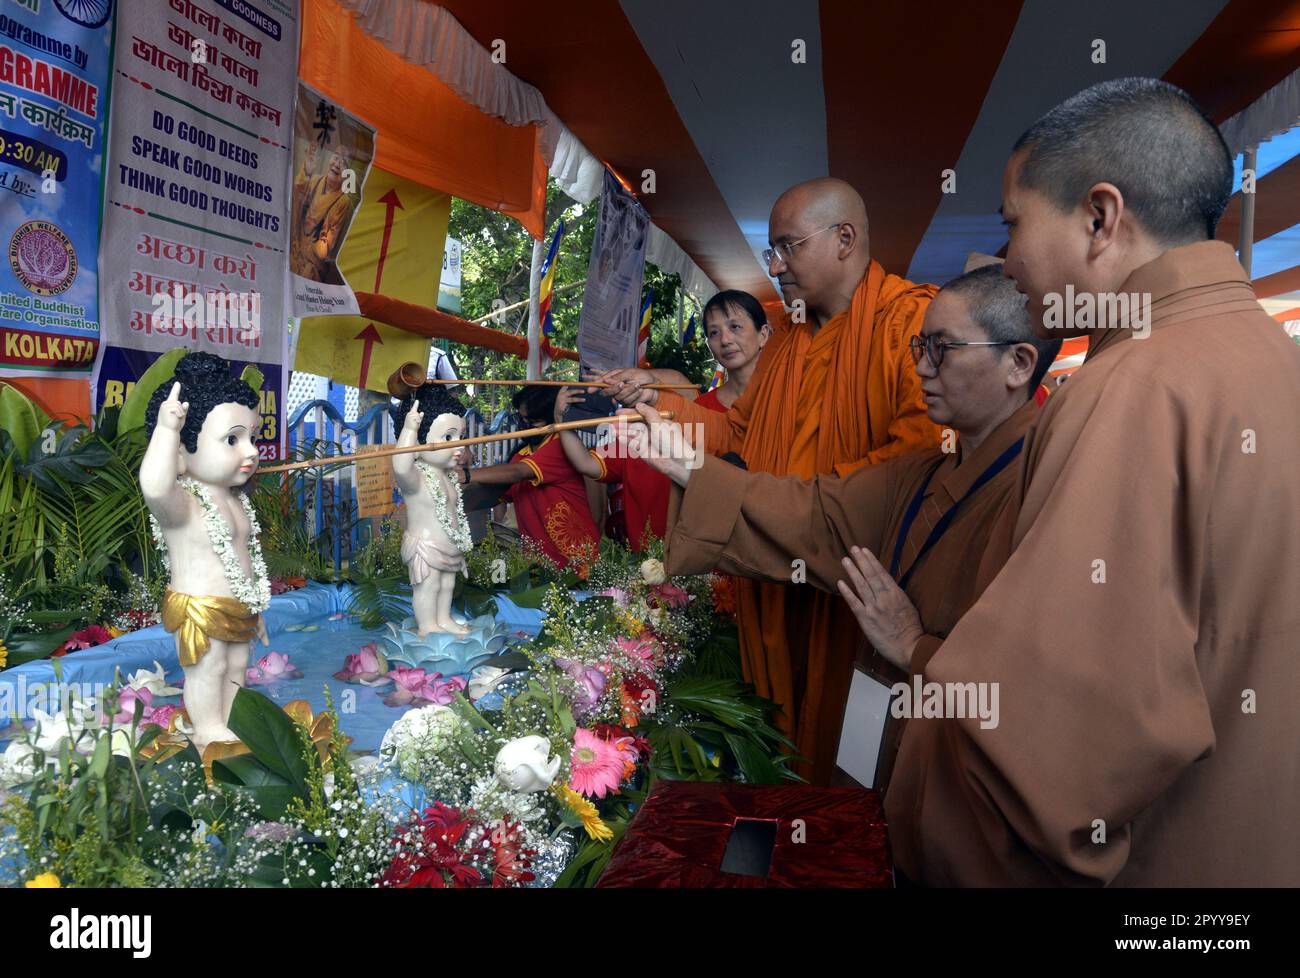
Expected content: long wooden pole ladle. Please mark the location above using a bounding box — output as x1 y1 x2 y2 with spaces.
258 411 672 475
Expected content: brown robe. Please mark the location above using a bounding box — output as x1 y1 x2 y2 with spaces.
657 263 940 784
885 240 1300 886
665 399 1039 791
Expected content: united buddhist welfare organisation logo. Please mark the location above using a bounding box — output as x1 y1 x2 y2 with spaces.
9 220 77 296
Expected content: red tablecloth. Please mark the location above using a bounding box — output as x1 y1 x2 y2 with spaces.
597 781 893 888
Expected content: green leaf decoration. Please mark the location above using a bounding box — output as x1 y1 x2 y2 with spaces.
239 364 264 394
3 625 75 666
19 424 113 494
210 754 300 821
506 584 551 609
225 687 312 799
0 381 45 456
119 347 187 433
86 730 111 780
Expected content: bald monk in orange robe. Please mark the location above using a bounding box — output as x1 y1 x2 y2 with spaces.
595 178 941 783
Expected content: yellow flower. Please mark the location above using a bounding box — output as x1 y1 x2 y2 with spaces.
0 640 7 669
554 785 613 842
25 873 61 888
107 626 126 639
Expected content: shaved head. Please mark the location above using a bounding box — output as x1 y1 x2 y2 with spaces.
1013 78 1232 246
768 177 872 323
772 177 869 239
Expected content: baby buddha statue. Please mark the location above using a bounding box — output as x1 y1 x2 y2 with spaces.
390 382 473 637
140 352 270 753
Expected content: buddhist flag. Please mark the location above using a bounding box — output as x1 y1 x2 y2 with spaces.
707 366 725 391
537 220 564 370
636 289 654 367
295 169 450 392
680 313 696 347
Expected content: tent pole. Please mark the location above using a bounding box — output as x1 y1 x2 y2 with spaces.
526 236 544 379
1238 145 1258 278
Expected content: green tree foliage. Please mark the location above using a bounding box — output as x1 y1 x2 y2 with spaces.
447 182 715 416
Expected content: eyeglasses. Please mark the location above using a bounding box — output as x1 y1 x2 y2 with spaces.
761 224 842 268
909 335 1018 369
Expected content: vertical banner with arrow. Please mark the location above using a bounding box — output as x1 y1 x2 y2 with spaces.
289 81 375 317
294 168 451 392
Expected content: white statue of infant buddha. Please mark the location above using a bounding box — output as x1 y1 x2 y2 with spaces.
139 352 270 753
390 383 473 637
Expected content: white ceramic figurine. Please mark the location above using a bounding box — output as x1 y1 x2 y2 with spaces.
139 352 270 753
390 382 473 637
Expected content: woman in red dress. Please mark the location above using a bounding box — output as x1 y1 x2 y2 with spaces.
559 290 770 553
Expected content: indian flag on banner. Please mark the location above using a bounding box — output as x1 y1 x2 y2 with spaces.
537 220 564 371
636 289 654 367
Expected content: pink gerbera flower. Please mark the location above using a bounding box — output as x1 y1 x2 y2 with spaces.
569 727 628 799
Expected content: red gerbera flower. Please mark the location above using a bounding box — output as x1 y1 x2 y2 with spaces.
620 674 659 727
595 723 651 761
60 624 113 655
382 804 484 888
489 820 536 888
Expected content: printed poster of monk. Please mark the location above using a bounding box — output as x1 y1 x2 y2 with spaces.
289 82 374 317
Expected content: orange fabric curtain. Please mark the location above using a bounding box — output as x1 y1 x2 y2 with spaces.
300 0 546 237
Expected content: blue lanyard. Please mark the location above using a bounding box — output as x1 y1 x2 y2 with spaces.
888 437 1024 591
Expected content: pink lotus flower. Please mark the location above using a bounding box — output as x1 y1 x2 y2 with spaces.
246 651 303 685
383 667 468 707
650 582 691 609
333 642 391 686
569 727 629 799
556 658 607 717
424 674 468 706
143 703 180 730
103 686 153 725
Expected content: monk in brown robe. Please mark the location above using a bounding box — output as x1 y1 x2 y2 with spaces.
595 178 941 783
829 79 1299 885
624 264 1060 794
290 145 356 281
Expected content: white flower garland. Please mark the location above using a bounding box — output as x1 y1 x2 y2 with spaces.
414 460 473 554
149 476 271 613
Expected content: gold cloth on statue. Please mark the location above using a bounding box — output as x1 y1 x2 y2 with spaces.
161 589 258 667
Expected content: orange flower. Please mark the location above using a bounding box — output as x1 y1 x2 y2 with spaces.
711 574 736 618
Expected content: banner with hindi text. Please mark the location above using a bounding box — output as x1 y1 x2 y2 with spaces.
94 0 298 462
0 0 114 384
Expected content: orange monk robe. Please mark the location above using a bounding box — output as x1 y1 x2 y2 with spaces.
658 261 941 783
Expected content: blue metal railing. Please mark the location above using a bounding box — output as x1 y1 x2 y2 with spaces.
284 400 523 571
